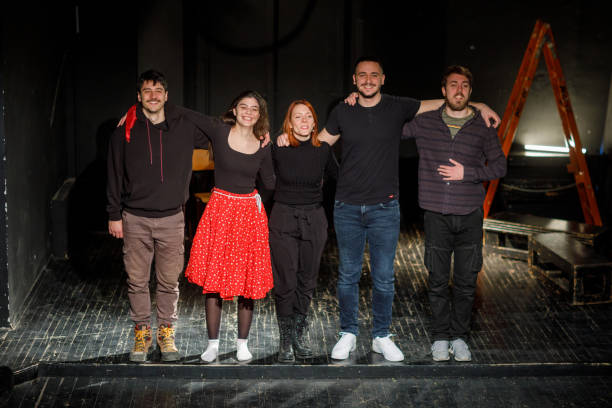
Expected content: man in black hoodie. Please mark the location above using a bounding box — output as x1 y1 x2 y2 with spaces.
107 69 209 362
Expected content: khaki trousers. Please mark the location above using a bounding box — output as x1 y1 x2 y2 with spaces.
122 211 185 326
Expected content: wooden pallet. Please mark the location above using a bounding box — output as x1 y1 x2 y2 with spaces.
529 232 612 305
483 211 606 260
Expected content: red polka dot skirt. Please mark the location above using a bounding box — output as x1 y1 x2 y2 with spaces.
185 188 273 300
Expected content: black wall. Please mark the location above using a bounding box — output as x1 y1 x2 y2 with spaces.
1 5 74 326
445 0 612 154
0 4 137 327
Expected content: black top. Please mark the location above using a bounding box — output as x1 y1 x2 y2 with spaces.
180 108 275 194
272 140 337 205
324 94 420 205
106 103 208 220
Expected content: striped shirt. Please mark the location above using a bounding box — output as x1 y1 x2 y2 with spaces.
402 105 506 215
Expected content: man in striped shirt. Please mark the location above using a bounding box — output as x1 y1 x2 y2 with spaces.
402 65 507 362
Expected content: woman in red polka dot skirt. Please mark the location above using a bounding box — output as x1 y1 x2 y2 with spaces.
182 90 275 362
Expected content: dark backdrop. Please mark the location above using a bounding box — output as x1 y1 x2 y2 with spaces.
1 0 611 326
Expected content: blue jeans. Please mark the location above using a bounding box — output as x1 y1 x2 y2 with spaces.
333 199 400 338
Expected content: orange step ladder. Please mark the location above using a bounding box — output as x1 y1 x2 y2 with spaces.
483 19 602 226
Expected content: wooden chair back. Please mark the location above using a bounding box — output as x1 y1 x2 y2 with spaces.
192 148 214 171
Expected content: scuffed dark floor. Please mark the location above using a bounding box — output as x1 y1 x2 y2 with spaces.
0 223 611 406
4 376 612 407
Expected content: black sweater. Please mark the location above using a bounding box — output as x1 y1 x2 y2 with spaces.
272 140 337 205
106 103 208 220
180 109 275 194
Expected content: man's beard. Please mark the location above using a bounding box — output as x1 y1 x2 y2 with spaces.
358 87 379 99
446 95 469 111
357 89 380 99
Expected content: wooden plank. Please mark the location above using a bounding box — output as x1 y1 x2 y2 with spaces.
529 233 612 305
486 212 605 239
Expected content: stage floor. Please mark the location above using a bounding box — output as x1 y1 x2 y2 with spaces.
1 223 611 406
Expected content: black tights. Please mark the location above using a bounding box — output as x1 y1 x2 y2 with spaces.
205 293 254 339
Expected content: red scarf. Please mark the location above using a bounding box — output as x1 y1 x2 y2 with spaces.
124 104 137 142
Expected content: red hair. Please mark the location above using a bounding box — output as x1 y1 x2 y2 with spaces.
282 100 320 147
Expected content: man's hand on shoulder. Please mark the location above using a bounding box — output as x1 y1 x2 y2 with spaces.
472 103 500 128
344 92 359 106
276 133 290 147
260 132 271 147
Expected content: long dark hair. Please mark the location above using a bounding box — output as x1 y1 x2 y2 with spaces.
221 90 270 140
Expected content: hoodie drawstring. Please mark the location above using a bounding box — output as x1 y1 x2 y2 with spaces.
145 119 164 183
159 130 164 183
145 120 153 165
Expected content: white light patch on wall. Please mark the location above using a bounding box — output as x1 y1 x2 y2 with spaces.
524 143 587 156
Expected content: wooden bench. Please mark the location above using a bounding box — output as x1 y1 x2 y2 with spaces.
528 232 612 305
483 211 606 260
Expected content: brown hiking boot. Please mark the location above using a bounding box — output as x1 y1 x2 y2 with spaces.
157 323 180 362
129 324 152 362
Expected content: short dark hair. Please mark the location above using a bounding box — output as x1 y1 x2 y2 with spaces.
137 69 168 92
354 56 384 73
441 65 473 87
221 90 270 140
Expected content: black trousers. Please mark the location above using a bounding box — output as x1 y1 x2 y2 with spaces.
423 208 483 341
269 203 328 317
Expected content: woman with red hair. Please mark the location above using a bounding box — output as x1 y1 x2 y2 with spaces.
270 100 337 363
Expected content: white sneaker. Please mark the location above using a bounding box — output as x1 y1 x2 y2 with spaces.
450 338 472 362
201 339 219 363
331 332 356 360
372 335 404 362
431 340 450 362
236 338 252 361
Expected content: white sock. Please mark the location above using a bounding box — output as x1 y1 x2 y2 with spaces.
236 338 252 361
201 339 219 362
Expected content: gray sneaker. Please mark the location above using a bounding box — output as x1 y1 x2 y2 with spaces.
450 339 472 362
431 340 450 361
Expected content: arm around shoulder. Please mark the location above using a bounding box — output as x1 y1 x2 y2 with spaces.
176 105 219 136
318 128 340 146
470 102 500 128
259 144 276 190
416 99 444 115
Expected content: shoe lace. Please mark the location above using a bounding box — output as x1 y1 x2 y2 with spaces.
133 327 148 352
158 325 176 349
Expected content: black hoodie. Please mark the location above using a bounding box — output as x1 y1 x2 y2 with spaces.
106 103 208 221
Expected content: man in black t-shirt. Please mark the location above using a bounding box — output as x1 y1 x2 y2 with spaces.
316 57 500 362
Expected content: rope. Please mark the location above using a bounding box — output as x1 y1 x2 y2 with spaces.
500 183 577 193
